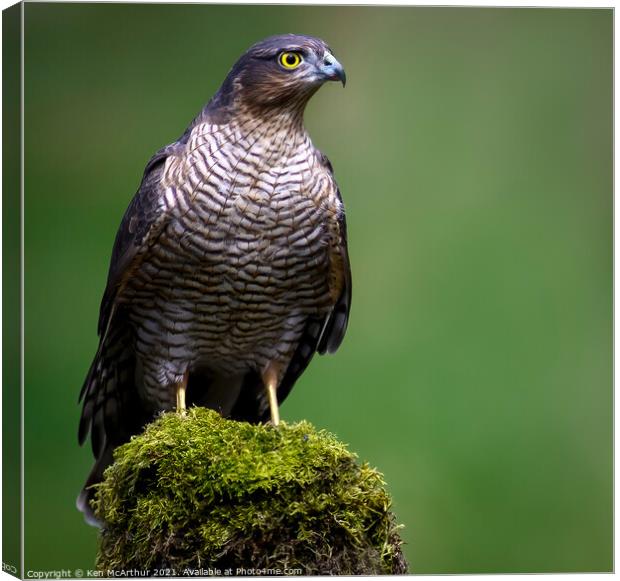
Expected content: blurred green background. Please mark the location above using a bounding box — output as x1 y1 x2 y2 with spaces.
23 4 612 574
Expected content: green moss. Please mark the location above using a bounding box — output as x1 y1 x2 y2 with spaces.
94 408 408 575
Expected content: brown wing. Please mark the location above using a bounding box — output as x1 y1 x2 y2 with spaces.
317 185 351 355
97 142 182 334
78 142 182 449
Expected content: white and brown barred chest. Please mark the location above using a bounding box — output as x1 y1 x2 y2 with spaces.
125 117 342 378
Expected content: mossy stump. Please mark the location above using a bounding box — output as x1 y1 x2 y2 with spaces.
94 408 408 575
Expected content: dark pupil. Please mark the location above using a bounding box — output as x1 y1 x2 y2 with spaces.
286 54 297 65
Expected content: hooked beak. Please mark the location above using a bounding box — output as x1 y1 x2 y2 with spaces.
319 53 346 87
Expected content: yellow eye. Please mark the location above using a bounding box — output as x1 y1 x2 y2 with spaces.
279 51 303 70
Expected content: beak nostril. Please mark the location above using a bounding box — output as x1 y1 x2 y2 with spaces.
319 53 345 87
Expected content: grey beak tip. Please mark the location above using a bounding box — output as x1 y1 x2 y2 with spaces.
338 68 347 87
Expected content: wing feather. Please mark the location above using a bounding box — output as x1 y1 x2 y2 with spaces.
318 185 351 354
98 142 182 334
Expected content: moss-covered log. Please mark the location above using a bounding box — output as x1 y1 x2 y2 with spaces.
94 408 408 575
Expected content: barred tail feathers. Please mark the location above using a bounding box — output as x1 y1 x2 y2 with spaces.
77 322 146 525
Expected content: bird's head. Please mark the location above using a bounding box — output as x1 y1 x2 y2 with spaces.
215 34 346 114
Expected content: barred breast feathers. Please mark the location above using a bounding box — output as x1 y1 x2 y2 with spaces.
158 111 342 236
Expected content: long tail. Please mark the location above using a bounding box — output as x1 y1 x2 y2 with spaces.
77 321 148 526
76 444 114 526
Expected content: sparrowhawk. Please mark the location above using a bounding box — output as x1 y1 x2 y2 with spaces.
78 34 351 525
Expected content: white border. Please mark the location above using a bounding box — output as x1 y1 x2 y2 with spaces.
0 2 614 580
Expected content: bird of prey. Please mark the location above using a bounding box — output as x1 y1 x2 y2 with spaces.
77 34 351 524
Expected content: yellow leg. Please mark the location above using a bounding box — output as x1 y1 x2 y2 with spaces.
176 371 188 416
263 364 280 426
267 381 280 426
